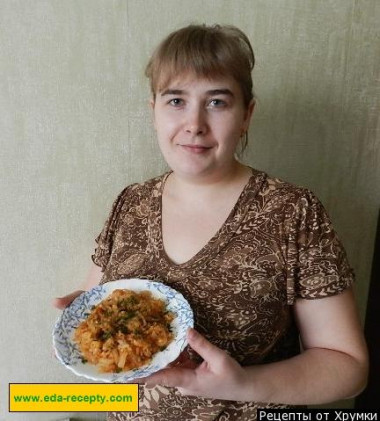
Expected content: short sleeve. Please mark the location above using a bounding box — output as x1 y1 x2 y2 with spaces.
91 186 132 271
285 190 354 305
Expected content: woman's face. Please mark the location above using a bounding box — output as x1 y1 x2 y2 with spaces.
151 73 254 181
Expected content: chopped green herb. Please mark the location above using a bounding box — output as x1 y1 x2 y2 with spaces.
118 326 129 334
118 311 135 321
100 331 113 341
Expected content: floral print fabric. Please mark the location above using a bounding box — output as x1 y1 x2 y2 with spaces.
92 168 354 420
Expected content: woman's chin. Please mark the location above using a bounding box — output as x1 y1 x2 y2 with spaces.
170 163 214 179
169 162 237 182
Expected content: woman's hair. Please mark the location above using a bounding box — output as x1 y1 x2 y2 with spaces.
145 24 255 108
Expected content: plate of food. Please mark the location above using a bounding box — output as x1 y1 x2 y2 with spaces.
53 278 194 383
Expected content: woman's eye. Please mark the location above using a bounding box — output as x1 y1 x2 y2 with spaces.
169 98 183 106
209 99 226 107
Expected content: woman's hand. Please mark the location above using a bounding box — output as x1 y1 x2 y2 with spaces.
52 290 84 310
145 328 248 401
53 263 104 310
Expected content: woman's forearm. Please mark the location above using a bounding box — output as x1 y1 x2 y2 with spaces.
240 348 368 405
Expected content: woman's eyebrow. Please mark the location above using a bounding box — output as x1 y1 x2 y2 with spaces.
160 88 234 97
206 89 234 97
160 89 185 96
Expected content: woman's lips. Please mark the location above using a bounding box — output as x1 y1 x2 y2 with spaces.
179 144 213 154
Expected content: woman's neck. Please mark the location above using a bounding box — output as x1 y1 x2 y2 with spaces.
164 162 252 203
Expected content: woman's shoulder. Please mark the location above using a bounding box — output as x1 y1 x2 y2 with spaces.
252 168 319 204
249 168 325 218
114 172 169 203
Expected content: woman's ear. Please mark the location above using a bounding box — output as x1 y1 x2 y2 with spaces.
149 97 156 129
242 99 255 132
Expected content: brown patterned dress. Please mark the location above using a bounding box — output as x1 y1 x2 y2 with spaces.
92 168 354 421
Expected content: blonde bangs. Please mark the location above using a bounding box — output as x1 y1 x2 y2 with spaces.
145 24 255 107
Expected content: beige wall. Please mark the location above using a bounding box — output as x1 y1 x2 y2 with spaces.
1 1 379 419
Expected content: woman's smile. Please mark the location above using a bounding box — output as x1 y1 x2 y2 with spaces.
179 144 214 154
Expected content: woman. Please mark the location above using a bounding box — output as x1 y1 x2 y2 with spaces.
54 24 368 420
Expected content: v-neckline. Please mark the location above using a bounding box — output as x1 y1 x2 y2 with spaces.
151 168 265 270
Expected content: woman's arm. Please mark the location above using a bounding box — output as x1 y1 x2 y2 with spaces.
146 288 368 405
242 287 368 404
53 262 103 310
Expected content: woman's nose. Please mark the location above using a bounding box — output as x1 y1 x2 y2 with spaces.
184 107 207 135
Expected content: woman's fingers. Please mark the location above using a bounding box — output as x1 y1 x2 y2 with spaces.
52 290 84 310
186 328 229 371
146 329 228 390
145 366 196 389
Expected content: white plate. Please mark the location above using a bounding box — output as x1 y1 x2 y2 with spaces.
53 278 194 383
